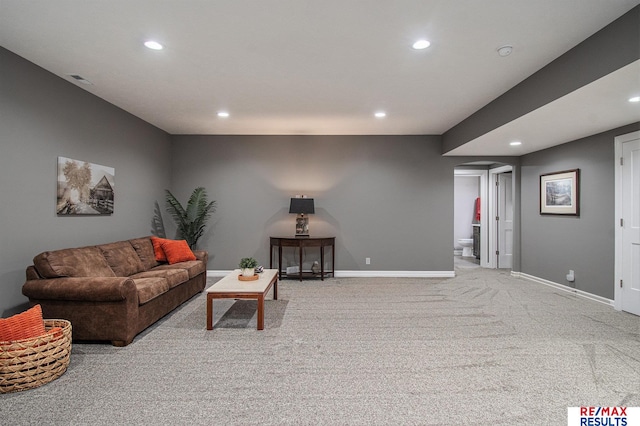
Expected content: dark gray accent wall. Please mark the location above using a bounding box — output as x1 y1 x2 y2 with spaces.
520 122 640 299
443 5 640 154
169 135 464 272
0 47 172 315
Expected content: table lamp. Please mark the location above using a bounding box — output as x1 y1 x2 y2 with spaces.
289 197 314 236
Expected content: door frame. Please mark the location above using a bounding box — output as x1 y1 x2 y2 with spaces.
614 130 640 311
488 165 513 269
497 171 514 269
454 169 489 268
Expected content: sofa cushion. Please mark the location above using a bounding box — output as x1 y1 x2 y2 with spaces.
130 269 189 289
0 304 45 342
132 277 170 305
152 260 205 279
99 241 145 277
34 246 116 278
129 237 159 270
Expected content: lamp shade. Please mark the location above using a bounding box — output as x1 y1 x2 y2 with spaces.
289 198 315 214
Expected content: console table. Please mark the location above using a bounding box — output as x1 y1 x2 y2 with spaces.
270 236 335 281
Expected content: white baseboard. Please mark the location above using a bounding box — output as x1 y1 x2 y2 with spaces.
207 270 233 277
512 271 614 307
336 270 455 278
207 270 455 278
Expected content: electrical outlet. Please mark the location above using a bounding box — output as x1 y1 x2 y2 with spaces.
365 257 371 265
566 270 575 282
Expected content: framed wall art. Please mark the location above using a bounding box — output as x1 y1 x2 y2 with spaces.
57 156 115 215
539 169 579 216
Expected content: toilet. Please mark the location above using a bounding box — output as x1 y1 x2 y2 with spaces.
458 238 474 257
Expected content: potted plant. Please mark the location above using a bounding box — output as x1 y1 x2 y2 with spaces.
165 187 216 249
239 257 258 277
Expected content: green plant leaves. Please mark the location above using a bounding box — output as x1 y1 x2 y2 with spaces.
165 187 216 249
239 257 258 269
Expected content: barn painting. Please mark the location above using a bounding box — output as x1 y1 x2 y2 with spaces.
57 157 115 215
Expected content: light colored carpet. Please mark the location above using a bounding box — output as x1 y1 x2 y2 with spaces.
1 265 639 425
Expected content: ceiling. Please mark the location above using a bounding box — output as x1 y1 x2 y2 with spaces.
447 59 640 156
1 0 639 156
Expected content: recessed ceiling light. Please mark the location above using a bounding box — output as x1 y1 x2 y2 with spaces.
374 112 386 118
144 40 164 50
412 39 431 50
629 96 640 103
217 111 230 118
510 141 522 146
497 45 513 57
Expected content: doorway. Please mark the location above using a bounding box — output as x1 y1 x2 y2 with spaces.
454 169 488 268
497 171 513 268
615 130 640 315
488 165 514 269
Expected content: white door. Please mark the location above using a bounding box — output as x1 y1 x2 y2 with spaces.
497 172 513 269
621 136 640 315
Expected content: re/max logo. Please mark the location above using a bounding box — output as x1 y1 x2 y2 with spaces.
581 407 627 417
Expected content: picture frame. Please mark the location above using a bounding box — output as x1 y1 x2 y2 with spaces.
540 169 579 216
57 156 115 215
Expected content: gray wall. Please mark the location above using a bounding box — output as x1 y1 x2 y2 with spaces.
2 25 632 317
0 47 172 315
520 122 640 299
169 135 463 273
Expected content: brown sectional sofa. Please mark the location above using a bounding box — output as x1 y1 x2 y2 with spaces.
22 237 207 346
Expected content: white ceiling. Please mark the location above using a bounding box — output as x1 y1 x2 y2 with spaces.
447 60 640 156
1 0 639 156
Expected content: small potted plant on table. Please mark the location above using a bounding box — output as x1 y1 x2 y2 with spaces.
239 257 259 279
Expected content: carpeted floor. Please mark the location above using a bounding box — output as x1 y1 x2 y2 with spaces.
2 263 639 425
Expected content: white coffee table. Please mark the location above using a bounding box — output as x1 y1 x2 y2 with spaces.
206 269 278 331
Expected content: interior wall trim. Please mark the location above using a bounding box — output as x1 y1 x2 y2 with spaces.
207 270 234 277
614 130 640 312
335 271 455 278
207 270 455 278
512 271 614 307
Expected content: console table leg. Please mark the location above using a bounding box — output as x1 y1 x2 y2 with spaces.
332 244 335 278
320 245 325 281
299 246 303 281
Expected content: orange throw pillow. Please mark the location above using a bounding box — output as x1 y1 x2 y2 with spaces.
161 239 197 264
0 304 46 342
151 236 171 262
46 327 63 340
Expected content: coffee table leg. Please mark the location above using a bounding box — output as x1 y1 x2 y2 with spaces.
257 295 264 330
206 294 213 330
273 279 278 300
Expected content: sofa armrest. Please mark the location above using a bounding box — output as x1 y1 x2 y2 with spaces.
193 250 208 267
22 277 137 303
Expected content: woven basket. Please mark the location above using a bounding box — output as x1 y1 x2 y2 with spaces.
0 319 72 393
